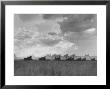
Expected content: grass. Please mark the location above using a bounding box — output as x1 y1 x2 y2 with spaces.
14 60 97 76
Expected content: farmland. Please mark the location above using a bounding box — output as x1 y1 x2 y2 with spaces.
14 60 97 76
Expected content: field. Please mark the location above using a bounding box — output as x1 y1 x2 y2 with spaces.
14 60 97 76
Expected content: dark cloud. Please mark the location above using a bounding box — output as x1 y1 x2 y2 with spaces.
43 14 96 33
40 39 61 46
48 32 57 35
43 14 62 20
59 14 96 33
64 30 97 43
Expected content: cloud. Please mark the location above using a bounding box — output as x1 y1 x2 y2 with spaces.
84 28 96 33
43 14 63 20
15 14 96 33
14 15 62 49
63 27 96 43
55 40 74 49
14 15 24 29
40 39 61 46
59 14 96 33
18 14 45 25
15 14 61 34
15 39 75 59
35 20 61 34
14 14 97 58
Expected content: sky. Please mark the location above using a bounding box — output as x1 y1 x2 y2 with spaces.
14 14 97 59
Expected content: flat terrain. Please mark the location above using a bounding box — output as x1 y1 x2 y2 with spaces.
14 60 97 76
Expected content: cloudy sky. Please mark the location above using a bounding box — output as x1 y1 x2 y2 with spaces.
14 14 97 59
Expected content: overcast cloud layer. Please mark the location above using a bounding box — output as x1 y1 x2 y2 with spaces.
14 14 97 59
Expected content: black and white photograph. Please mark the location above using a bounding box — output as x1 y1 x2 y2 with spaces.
3 2 107 85
14 14 97 76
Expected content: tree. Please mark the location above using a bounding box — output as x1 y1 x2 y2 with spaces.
55 55 61 61
67 57 74 61
24 56 32 61
76 57 81 61
82 58 86 61
64 54 69 60
39 56 46 61
91 58 96 61
68 54 75 61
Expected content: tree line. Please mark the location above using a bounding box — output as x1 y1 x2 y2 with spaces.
21 54 96 61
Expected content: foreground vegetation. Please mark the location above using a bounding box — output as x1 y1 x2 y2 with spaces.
14 60 97 76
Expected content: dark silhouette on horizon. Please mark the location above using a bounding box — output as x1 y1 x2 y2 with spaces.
39 56 46 61
24 56 32 61
21 54 97 61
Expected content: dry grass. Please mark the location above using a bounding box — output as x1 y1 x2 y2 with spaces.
14 60 97 76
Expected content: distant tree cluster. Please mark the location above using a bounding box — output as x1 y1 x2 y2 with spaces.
15 54 97 61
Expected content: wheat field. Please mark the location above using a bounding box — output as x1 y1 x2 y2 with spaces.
14 60 97 76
